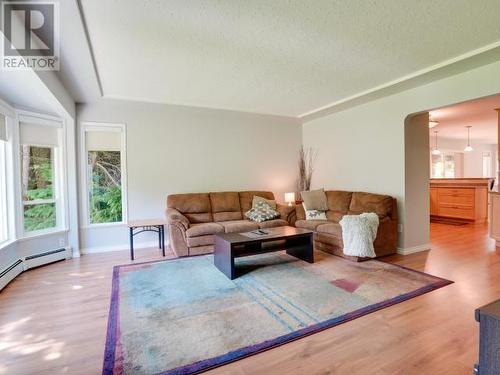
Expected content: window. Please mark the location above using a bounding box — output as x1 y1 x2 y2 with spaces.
88 150 122 223
431 151 458 178
20 145 56 231
82 124 126 225
483 152 492 178
443 154 455 178
19 120 62 234
0 114 8 242
431 153 443 178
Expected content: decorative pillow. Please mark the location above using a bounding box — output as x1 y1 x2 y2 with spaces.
305 210 327 220
302 203 327 220
245 201 280 223
252 195 277 210
301 189 328 211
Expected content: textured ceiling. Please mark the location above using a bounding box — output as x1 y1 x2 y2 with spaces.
77 0 500 116
429 95 500 144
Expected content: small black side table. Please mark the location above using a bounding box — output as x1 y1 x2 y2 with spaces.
127 219 166 260
475 299 500 374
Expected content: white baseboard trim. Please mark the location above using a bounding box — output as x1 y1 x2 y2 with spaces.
397 243 431 255
23 247 72 270
0 260 23 291
81 240 167 254
0 247 72 292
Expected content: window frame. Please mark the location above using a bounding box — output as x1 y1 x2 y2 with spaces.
482 151 493 178
80 122 128 228
0 140 8 244
20 144 59 233
0 103 17 248
17 113 66 238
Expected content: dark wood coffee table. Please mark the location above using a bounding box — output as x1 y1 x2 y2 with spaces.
214 226 313 279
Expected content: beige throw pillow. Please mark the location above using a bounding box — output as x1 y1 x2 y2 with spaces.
301 189 328 211
252 196 277 210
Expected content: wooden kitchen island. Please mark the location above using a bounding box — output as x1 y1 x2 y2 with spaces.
430 178 492 223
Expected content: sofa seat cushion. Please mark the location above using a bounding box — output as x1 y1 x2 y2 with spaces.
316 222 342 237
326 211 344 223
295 219 329 231
219 220 259 233
258 219 288 229
187 234 215 247
186 222 224 238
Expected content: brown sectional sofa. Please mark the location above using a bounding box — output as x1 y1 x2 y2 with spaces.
295 190 398 261
166 191 295 257
166 189 397 261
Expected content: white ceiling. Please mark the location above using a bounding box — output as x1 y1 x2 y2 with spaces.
429 95 500 144
55 1 101 104
0 68 58 116
66 1 500 117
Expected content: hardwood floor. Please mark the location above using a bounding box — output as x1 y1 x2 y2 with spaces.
0 223 497 374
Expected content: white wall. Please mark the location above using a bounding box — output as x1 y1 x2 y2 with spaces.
77 99 302 252
0 64 78 287
404 114 431 252
303 59 500 250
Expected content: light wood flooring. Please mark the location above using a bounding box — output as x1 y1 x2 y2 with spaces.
0 222 497 374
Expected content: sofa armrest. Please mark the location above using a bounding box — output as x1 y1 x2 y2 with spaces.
165 208 190 231
276 203 296 225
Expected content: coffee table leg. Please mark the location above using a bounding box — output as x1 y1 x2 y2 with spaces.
286 235 314 263
214 237 235 279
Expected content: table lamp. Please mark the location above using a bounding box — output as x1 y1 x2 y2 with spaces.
285 192 295 206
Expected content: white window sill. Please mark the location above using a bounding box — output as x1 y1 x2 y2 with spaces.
18 228 69 242
0 238 16 251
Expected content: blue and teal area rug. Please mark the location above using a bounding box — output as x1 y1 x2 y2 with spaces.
103 251 452 374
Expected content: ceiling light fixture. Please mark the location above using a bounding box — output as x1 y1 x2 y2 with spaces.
431 130 441 155
464 126 474 152
429 118 439 128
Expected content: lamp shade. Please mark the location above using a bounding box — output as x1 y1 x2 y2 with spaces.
284 192 295 203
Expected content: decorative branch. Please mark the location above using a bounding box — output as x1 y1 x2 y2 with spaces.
296 146 317 192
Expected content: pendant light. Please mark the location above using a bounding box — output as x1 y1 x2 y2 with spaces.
464 126 473 152
431 130 441 155
429 118 439 128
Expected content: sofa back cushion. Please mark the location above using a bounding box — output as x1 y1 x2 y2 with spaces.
210 192 242 222
239 191 275 213
167 193 213 223
349 192 393 218
325 190 353 222
325 191 352 212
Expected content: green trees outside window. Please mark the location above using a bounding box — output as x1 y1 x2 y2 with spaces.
88 151 122 224
21 146 56 231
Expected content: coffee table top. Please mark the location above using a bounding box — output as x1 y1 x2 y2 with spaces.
215 225 312 244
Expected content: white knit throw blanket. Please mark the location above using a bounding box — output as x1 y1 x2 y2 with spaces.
339 213 379 258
